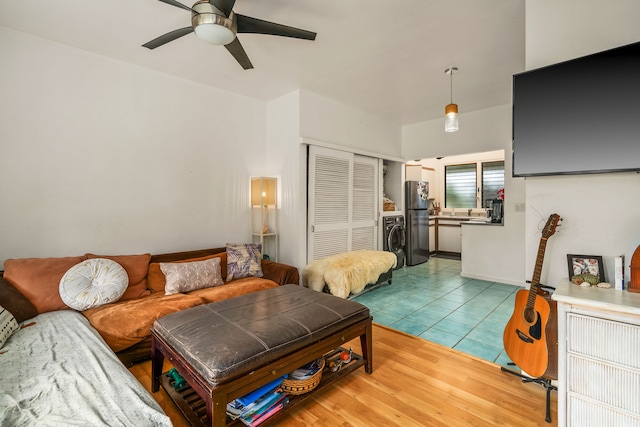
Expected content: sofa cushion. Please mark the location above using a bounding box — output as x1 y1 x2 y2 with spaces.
59 258 129 311
148 253 226 293
188 276 279 303
226 243 263 281
82 292 205 352
3 256 87 313
161 257 224 295
85 253 151 300
0 277 38 323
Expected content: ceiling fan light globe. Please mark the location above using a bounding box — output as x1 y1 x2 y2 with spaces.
194 23 235 45
191 10 236 46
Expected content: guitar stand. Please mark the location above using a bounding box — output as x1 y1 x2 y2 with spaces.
501 363 557 423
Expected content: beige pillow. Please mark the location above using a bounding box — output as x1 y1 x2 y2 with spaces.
160 257 224 295
59 258 129 311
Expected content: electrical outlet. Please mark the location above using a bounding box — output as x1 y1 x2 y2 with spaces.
514 203 525 212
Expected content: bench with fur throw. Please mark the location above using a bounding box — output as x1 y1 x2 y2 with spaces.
302 250 397 298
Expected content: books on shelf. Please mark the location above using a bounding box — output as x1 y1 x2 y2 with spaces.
241 394 289 426
615 255 625 290
226 379 289 426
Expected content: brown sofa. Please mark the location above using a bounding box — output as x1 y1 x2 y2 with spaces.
1 247 299 366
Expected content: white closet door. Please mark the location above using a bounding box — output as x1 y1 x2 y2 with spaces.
351 155 378 250
308 146 378 262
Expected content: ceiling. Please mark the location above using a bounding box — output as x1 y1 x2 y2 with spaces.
0 0 525 126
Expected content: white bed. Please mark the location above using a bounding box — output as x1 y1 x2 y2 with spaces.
0 310 171 427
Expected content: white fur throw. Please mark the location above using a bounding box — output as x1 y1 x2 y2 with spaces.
302 250 397 299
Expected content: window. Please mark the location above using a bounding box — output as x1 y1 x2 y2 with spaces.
482 161 505 208
445 164 476 208
445 160 504 209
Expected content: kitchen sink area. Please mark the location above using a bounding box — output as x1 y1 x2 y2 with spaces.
430 209 501 256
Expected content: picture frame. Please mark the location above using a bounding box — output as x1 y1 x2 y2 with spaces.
567 254 605 282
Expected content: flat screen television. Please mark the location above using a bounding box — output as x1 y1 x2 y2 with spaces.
512 41 640 177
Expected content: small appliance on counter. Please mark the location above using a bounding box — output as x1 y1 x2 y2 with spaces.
490 198 503 223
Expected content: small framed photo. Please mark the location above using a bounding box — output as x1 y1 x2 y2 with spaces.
567 254 605 282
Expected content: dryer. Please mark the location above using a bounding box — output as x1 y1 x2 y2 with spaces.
383 215 405 270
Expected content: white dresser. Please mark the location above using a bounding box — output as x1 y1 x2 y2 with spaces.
553 282 640 426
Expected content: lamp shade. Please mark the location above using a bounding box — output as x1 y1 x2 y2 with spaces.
444 103 459 132
251 177 277 207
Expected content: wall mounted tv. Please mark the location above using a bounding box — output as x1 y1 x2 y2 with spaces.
512 41 640 177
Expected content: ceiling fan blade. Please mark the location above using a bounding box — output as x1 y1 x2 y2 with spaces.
236 14 316 40
209 0 236 17
224 38 253 70
143 27 194 49
156 0 194 12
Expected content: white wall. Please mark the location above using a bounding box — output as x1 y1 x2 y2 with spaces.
266 91 307 268
524 0 640 286
403 105 527 285
299 90 402 159
0 28 267 265
0 28 405 271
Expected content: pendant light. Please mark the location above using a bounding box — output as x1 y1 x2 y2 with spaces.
444 67 459 132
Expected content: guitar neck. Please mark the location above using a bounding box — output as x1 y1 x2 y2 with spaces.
527 238 548 306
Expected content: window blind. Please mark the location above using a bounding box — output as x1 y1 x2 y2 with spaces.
482 161 505 208
445 163 476 208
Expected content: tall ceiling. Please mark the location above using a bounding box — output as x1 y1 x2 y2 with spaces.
0 0 525 126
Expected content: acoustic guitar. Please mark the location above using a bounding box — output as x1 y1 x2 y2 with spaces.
503 213 561 378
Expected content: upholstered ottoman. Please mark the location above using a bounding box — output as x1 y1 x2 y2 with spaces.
151 284 372 426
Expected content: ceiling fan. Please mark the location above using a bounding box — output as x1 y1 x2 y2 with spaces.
143 0 317 70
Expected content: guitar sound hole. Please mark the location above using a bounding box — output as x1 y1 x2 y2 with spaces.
523 307 537 324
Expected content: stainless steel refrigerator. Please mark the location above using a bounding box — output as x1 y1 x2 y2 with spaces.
405 181 430 266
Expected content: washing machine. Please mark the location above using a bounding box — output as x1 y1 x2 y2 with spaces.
383 215 405 269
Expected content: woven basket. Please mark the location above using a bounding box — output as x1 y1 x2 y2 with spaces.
281 358 325 395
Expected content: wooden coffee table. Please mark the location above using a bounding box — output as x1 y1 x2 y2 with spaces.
151 285 373 426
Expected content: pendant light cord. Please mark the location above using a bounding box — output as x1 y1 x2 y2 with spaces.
450 71 453 104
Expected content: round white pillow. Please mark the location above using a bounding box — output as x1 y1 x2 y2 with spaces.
59 258 129 311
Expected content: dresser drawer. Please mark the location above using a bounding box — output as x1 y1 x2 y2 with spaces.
567 313 640 369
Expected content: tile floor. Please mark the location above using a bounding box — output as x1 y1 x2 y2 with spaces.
351 256 521 367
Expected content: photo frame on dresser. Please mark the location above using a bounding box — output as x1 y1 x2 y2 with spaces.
567 254 605 282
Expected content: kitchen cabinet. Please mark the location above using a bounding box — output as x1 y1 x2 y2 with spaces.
405 164 422 181
429 219 436 254
422 168 437 201
553 283 640 426
436 218 463 253
404 165 437 201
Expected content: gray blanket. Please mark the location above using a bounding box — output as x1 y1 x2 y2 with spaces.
0 310 171 427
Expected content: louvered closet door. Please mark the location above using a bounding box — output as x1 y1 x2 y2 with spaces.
308 146 378 262
351 156 378 250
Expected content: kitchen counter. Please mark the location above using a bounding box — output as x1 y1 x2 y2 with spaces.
430 215 487 220
430 215 499 225
463 219 503 225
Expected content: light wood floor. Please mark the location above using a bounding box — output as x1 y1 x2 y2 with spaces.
129 324 557 427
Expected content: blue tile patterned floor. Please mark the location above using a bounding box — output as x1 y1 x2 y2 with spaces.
351 257 522 366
